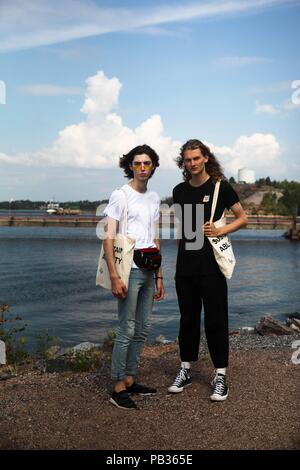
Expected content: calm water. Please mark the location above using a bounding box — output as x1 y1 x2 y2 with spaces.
0 226 299 350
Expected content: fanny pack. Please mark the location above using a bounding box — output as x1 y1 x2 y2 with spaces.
133 248 162 271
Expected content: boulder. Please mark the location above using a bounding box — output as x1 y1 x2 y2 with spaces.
286 312 300 320
155 335 172 345
256 315 294 336
45 342 101 359
286 318 300 333
240 327 255 335
70 342 101 353
229 330 240 336
44 345 61 359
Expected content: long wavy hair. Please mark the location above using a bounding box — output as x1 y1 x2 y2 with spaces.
175 139 225 182
119 144 160 179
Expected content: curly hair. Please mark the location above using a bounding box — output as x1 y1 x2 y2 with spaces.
119 144 160 179
175 139 225 182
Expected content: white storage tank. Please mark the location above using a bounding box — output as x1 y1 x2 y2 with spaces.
238 168 255 184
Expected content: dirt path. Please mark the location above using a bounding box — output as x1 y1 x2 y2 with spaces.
0 344 299 450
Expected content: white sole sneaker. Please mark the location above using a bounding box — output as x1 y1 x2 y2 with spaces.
168 382 192 394
109 398 137 410
210 389 229 401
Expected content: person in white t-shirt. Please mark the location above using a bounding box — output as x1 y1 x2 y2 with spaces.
103 144 165 410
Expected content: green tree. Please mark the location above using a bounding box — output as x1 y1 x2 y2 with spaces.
280 183 300 217
265 176 271 186
261 192 278 214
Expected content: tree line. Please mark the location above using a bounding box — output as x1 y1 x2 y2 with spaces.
162 179 300 217
0 199 108 211
1 179 299 217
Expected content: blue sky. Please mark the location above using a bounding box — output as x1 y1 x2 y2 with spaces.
0 0 299 201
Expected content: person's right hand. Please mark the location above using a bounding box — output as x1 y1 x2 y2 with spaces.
111 277 128 299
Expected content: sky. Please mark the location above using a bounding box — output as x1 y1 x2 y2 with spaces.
0 0 299 201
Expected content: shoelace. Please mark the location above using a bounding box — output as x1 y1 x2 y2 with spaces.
173 368 188 387
213 375 226 395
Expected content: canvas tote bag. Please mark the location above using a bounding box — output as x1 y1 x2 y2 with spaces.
96 188 135 290
207 180 236 279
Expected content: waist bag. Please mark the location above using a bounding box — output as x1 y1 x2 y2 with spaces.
133 248 162 271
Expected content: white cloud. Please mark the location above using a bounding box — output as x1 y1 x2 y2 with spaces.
20 84 82 96
251 81 300 114
210 133 284 177
217 56 271 66
126 26 181 37
0 0 297 52
250 80 292 94
0 70 286 180
255 99 300 114
281 99 300 110
0 70 181 169
80 71 121 120
255 101 279 114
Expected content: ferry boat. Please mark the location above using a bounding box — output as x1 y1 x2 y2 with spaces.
46 202 82 215
46 202 61 214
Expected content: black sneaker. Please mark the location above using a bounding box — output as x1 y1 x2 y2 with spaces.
210 373 229 401
168 367 192 393
126 382 157 395
109 390 138 410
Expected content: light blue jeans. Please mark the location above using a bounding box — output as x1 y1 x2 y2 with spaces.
111 268 155 381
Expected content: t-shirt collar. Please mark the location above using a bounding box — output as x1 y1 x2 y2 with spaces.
187 176 211 189
126 182 148 195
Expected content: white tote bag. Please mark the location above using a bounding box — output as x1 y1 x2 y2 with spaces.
207 181 236 279
96 189 135 290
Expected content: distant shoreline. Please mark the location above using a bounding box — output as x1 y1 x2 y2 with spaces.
0 214 295 229
0 215 100 228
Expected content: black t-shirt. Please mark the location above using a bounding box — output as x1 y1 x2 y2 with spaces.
173 178 239 276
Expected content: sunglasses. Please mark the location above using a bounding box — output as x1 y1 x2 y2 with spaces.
132 161 153 170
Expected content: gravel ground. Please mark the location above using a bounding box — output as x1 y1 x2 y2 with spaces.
0 333 299 450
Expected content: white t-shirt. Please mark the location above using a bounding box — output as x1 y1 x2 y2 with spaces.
103 183 160 262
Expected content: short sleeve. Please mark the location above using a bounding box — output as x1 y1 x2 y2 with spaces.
103 189 125 221
172 184 180 204
221 181 240 209
154 193 160 221
172 188 177 204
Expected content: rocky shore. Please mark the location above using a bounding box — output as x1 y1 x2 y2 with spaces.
0 328 299 451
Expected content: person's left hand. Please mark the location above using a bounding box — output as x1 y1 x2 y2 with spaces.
154 278 165 301
203 222 221 237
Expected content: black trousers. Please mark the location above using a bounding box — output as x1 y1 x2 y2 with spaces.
175 273 229 368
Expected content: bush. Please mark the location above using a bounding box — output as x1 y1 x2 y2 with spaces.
0 304 29 364
69 348 104 372
35 331 59 360
102 329 116 350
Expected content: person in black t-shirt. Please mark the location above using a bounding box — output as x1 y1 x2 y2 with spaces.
168 139 247 401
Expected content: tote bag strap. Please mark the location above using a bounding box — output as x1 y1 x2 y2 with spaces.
119 187 129 234
209 180 221 224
